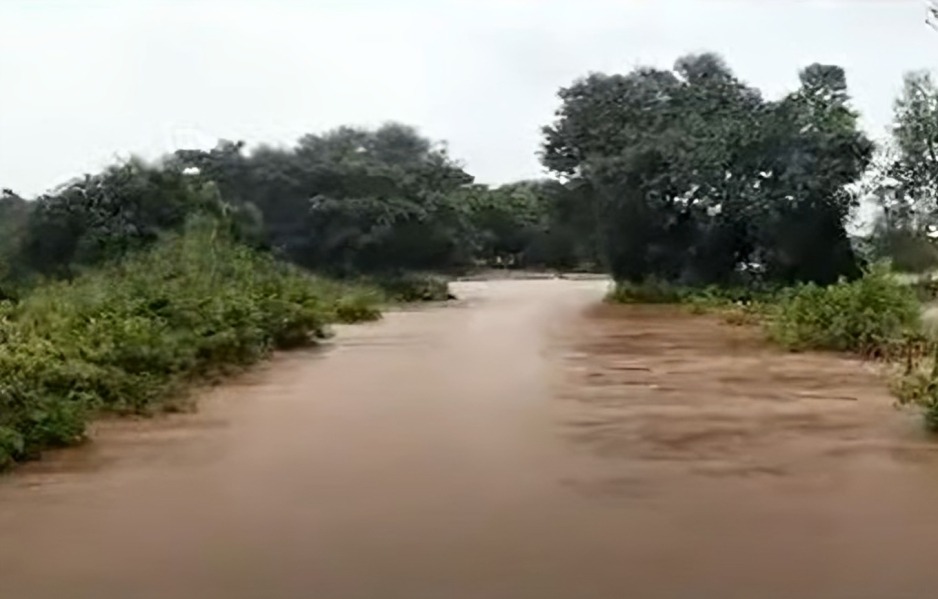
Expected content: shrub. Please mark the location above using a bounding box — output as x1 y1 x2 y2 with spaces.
766 263 921 354
721 304 766 326
893 370 938 430
911 276 938 303
607 280 779 316
889 333 938 430
369 273 453 302
0 219 382 468
333 292 384 323
606 278 687 304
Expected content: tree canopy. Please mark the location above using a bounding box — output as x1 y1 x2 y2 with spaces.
858 71 938 272
2 52 921 288
542 53 873 285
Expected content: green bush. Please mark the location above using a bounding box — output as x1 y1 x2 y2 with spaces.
606 278 687 304
333 292 384 323
369 273 453 302
893 367 938 430
607 279 779 313
767 263 921 354
0 219 382 468
911 276 938 303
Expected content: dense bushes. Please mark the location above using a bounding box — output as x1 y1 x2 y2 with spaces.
0 219 382 469
368 273 453 302
892 357 938 430
16 160 222 279
766 264 921 354
609 265 921 356
607 279 778 310
170 126 589 277
7 126 595 295
606 279 689 304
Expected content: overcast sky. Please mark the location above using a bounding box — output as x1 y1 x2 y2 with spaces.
1 0 936 197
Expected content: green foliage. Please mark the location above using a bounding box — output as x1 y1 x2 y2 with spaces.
17 159 224 278
333 295 383 324
171 124 478 276
720 304 765 327
876 229 938 274
542 53 872 287
608 266 938 430
888 332 938 431
913 277 938 304
893 365 938 431
369 273 453 302
0 426 25 470
607 278 778 307
168 125 598 277
0 190 31 285
606 279 688 304
0 219 381 468
888 71 938 227
767 264 921 354
457 179 599 271
859 72 938 276
12 70 938 438
460 183 545 266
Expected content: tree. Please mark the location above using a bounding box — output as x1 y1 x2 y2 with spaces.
541 53 872 285
18 158 220 277
748 64 873 284
884 72 938 229
0 189 31 285
459 183 545 266
171 123 477 275
855 70 938 272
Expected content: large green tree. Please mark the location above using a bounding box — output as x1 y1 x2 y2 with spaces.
172 123 476 275
856 71 938 272
17 159 220 278
542 53 872 285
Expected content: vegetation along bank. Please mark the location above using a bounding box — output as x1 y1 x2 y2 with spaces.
6 51 938 466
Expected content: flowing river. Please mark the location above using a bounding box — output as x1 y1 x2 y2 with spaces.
3 279 938 598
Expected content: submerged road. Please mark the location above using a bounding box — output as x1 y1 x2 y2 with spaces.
4 279 938 598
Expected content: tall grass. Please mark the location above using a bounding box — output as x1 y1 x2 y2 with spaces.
0 219 382 469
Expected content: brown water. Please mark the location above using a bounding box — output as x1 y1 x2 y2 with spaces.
4 279 938 598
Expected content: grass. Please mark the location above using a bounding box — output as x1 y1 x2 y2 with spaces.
0 219 384 469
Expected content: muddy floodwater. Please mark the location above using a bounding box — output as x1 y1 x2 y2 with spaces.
5 279 938 598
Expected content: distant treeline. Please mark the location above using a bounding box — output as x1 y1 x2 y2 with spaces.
0 126 599 291
3 52 938 293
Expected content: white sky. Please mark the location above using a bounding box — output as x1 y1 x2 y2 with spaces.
1 0 936 197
